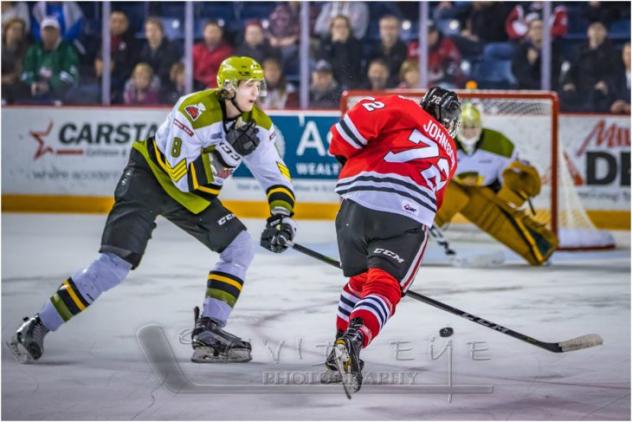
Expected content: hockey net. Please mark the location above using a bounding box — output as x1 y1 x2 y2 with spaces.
340 90 614 251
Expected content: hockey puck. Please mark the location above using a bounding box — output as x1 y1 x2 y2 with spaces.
439 327 454 337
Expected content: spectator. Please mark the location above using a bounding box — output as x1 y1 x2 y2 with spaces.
267 2 299 51
610 42 631 114
511 18 561 90
461 2 513 43
408 23 464 88
31 1 84 43
310 59 341 109
316 15 363 89
368 15 407 86
139 17 181 91
193 20 233 88
259 57 298 109
366 58 391 91
2 1 30 32
2 17 28 103
453 1 512 58
161 62 187 104
315 1 369 40
235 20 280 65
21 17 78 102
123 62 161 105
582 1 629 27
505 3 568 41
561 21 621 112
397 59 419 89
95 10 139 104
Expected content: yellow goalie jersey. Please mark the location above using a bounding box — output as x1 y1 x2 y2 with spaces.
132 88 294 216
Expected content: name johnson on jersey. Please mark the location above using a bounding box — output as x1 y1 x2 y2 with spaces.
329 95 457 227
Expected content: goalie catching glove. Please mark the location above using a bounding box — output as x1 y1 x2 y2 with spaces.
497 160 541 208
260 212 296 253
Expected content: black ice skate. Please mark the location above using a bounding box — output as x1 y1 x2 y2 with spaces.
7 314 49 363
321 329 364 384
191 306 252 363
333 318 365 398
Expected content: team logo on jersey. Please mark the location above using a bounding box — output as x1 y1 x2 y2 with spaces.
184 103 206 121
401 200 419 216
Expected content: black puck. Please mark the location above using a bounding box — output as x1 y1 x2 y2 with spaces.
439 327 454 337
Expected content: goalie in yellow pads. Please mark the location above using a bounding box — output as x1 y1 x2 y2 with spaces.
435 102 557 265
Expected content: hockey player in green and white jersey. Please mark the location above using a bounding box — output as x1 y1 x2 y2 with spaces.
9 56 297 363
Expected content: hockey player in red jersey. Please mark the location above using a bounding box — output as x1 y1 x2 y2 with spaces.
322 87 461 396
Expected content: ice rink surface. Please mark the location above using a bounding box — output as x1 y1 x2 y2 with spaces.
2 213 630 420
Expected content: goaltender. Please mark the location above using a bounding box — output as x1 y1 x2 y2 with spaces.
435 102 557 265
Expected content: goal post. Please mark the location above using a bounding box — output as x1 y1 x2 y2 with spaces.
340 89 615 251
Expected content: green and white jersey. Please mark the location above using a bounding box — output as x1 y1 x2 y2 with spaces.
132 88 294 215
455 128 518 187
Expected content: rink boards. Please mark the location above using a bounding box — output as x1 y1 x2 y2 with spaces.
1 106 629 229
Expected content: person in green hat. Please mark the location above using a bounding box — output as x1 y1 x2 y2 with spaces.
9 56 296 364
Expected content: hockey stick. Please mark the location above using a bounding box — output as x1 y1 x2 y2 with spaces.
429 224 505 268
289 242 603 354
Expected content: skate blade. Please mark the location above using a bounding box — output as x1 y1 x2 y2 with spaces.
320 368 342 384
191 347 252 363
333 344 356 399
6 339 34 364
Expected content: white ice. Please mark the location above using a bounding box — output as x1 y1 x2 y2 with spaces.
2 213 630 420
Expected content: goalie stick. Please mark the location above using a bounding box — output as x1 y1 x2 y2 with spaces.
429 224 506 268
289 242 603 354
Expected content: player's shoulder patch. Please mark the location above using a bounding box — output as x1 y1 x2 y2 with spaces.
177 89 223 128
478 128 515 158
184 103 206 121
246 105 273 131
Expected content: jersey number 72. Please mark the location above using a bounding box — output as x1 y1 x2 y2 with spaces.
383 129 450 192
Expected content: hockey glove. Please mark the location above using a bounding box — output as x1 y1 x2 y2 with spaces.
260 213 296 253
226 121 259 156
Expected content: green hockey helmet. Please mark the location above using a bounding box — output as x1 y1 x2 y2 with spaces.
457 102 483 154
217 56 266 97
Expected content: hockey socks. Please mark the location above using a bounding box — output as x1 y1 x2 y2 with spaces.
203 270 244 326
343 268 402 347
39 277 91 331
39 253 131 331
336 274 364 333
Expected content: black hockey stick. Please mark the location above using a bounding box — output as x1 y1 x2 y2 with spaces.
429 224 505 267
289 242 603 354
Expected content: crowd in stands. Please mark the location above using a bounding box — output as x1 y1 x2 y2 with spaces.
1 1 630 114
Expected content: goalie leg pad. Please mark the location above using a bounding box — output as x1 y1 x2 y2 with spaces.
435 181 470 227
460 187 558 265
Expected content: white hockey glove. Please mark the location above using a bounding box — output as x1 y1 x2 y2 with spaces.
260 212 296 253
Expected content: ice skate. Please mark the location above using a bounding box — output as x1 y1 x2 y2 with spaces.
7 314 49 363
333 318 365 398
190 307 252 363
321 330 364 384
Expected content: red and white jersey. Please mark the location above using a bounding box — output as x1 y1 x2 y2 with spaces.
329 95 458 227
